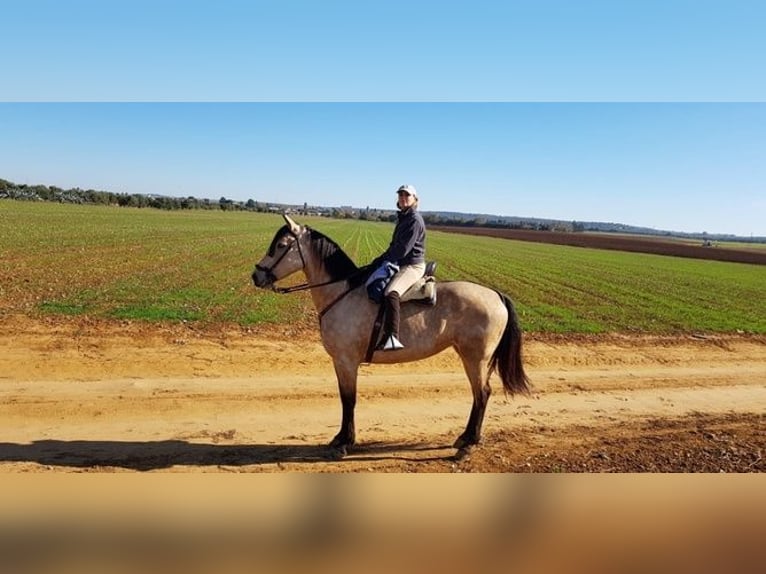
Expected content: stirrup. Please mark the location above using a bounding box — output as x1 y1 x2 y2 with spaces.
377 335 404 351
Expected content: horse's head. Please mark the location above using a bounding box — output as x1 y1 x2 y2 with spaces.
252 214 308 289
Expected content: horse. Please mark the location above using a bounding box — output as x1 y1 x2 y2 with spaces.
252 214 530 457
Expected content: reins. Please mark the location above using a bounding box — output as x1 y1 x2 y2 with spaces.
275 275 358 322
258 228 360 317
272 277 345 294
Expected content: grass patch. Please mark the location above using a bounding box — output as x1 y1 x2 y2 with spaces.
3 201 765 334
109 305 204 322
38 301 89 316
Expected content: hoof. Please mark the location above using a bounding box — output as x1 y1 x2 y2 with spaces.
329 445 348 460
451 445 474 461
453 435 478 450
329 434 355 449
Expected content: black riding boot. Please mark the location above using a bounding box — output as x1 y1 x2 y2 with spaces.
378 292 404 350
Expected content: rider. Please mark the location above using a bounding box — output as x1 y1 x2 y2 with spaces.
372 184 427 351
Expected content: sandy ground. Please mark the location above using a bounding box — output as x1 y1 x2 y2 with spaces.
1 315 764 472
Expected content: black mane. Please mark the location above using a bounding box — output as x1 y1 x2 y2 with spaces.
306 227 359 280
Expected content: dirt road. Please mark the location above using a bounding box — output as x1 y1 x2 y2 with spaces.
1 316 763 472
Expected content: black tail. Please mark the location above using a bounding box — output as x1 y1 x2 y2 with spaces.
489 292 531 396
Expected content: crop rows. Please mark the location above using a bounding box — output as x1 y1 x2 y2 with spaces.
1 201 764 334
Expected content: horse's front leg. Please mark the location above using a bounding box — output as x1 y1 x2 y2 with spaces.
329 359 359 458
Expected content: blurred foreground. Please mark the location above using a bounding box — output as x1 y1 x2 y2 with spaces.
2 475 763 574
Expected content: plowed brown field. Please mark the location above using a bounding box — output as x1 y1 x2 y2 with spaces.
430 226 766 265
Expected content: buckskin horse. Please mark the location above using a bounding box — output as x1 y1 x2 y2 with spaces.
252 215 530 457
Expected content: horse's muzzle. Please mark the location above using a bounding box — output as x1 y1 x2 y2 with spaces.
252 266 275 289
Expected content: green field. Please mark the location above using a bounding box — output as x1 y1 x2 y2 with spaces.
2 201 765 334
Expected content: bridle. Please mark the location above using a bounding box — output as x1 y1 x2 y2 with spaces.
255 229 357 318
255 228 310 293
255 228 361 320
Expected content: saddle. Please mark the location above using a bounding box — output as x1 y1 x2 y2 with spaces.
364 261 438 363
400 261 438 306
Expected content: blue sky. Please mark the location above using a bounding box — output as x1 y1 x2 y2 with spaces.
1 1 764 236
3 0 765 101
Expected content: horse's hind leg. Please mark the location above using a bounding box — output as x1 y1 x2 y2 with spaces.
454 357 492 450
329 359 358 457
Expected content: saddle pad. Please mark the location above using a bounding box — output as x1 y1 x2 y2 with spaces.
400 276 436 304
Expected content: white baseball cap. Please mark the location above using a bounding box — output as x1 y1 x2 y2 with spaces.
396 184 418 199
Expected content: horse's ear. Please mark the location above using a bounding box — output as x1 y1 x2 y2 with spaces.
283 213 301 234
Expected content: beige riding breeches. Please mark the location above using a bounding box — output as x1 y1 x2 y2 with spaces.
385 262 427 297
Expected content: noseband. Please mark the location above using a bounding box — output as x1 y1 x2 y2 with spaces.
255 229 307 291
255 228 350 299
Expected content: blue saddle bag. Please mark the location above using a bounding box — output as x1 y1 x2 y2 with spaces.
365 261 399 304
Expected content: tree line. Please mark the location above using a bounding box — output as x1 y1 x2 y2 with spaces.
0 178 277 212
0 177 585 230
9 176 739 240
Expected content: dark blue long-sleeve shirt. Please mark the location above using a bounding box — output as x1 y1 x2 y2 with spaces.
378 207 426 266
